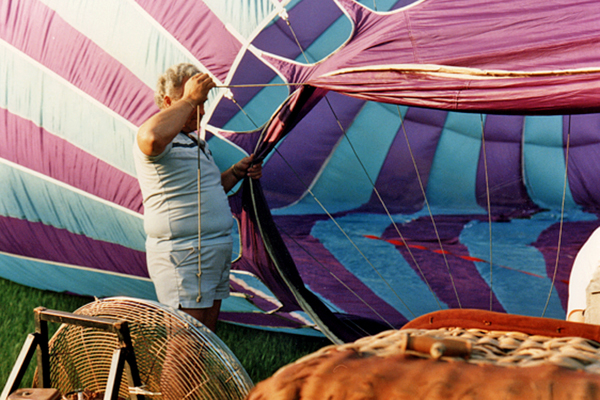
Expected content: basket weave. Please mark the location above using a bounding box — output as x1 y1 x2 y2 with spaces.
331 327 600 371
246 310 600 400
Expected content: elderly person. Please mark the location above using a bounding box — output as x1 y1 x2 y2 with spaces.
133 63 262 332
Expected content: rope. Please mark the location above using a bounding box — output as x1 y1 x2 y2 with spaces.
196 106 203 302
273 147 416 318
216 82 307 89
277 225 395 332
238 9 417 321
542 115 571 317
479 114 494 311
394 107 443 310
397 108 462 309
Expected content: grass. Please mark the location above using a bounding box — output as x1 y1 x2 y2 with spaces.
0 277 330 389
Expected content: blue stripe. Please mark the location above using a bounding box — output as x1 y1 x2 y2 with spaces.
523 115 577 209
0 252 156 300
0 162 146 251
459 217 564 318
311 213 447 319
279 103 407 215
427 112 486 212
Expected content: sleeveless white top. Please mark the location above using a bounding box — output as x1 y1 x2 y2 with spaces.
133 133 233 252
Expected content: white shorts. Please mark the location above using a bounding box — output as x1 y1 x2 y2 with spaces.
147 242 232 309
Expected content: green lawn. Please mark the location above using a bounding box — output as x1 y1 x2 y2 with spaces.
0 277 330 389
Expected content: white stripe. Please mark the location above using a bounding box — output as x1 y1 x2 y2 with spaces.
288 311 317 328
0 38 138 176
39 0 197 86
230 271 283 310
40 0 225 107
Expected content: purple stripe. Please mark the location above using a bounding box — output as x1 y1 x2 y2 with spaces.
383 215 506 312
135 0 241 84
403 0 600 71
210 52 281 129
1 0 155 126
476 115 540 215
532 220 600 311
261 92 365 209
311 71 600 114
0 216 147 277
253 0 343 60
363 107 448 213
276 215 407 327
0 109 143 212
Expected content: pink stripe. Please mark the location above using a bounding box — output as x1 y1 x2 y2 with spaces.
135 0 242 83
0 108 143 213
0 0 155 126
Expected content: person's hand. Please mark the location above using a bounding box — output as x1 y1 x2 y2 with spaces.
235 154 263 180
183 73 216 106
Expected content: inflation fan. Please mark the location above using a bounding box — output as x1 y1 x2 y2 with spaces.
2 297 254 400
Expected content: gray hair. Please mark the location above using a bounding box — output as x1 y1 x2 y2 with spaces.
154 63 201 109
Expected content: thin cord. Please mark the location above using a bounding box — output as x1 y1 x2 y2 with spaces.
216 82 307 89
479 114 494 311
393 107 442 309
196 106 203 302
325 96 441 311
542 115 571 317
278 225 395 331
282 14 310 64
274 147 416 318
225 75 409 322
398 106 462 309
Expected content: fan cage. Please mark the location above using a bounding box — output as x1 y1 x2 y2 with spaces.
35 297 254 400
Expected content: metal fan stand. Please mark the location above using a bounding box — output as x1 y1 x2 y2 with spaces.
1 307 145 400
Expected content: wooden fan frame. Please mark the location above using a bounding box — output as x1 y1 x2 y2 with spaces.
1 307 145 400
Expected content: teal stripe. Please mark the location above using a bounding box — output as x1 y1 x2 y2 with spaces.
0 41 137 175
221 76 289 132
0 162 146 251
523 116 576 209
298 13 351 63
278 103 406 215
460 217 564 319
312 213 447 318
426 112 485 211
0 252 304 320
0 252 156 300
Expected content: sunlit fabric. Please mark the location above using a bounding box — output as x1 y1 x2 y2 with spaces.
2 0 600 340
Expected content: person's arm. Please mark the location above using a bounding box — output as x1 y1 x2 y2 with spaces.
137 73 215 156
221 154 263 193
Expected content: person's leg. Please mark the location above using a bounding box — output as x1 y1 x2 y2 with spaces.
181 299 222 332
